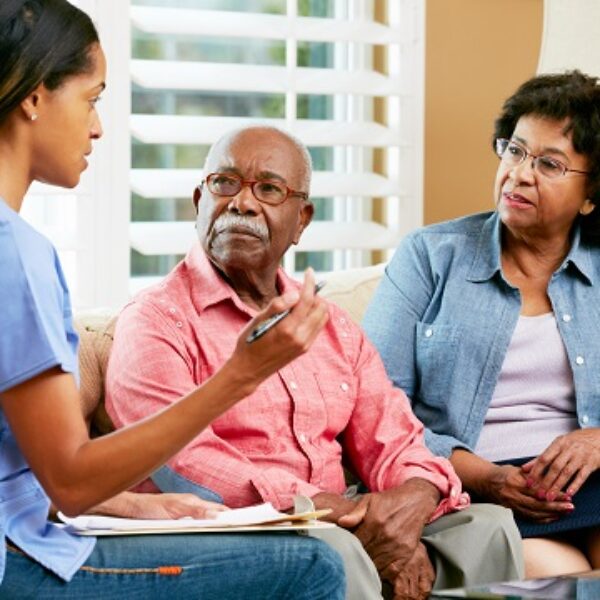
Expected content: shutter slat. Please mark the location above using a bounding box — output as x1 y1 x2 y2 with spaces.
130 115 404 147
130 221 399 255
131 6 404 45
131 60 404 96
130 169 403 199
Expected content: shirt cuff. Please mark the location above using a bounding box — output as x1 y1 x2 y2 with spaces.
388 465 470 522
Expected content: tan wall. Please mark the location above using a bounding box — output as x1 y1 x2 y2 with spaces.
425 0 544 225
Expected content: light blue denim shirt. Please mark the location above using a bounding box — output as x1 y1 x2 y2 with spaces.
363 211 600 459
0 199 95 583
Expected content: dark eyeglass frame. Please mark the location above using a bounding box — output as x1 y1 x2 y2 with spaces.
202 172 309 206
494 138 590 179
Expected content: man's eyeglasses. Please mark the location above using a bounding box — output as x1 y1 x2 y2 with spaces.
495 138 590 179
203 172 308 206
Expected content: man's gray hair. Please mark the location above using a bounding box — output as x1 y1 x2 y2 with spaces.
203 125 313 193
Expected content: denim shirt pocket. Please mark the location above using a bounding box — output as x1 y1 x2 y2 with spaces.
415 321 461 407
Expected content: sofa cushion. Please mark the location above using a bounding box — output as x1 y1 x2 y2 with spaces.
74 310 117 437
319 263 385 324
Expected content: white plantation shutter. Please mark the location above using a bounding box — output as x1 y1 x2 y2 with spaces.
128 0 424 292
22 0 424 305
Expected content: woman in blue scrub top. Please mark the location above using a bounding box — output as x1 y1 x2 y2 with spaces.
0 1 343 597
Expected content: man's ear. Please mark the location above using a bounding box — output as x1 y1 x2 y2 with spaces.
193 185 201 213
292 200 314 245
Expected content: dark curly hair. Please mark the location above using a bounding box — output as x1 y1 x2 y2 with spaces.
493 71 600 229
0 0 99 125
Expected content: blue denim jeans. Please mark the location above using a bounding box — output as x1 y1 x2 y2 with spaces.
0 532 345 599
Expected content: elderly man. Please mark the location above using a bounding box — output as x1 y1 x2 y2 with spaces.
106 126 523 599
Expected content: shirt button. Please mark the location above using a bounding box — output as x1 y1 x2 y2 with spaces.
562 314 572 323
425 328 433 338
340 318 346 324
299 434 307 443
582 415 590 425
168 307 176 314
576 356 585 365
289 381 297 390
450 488 457 498
176 321 183 328
340 382 349 392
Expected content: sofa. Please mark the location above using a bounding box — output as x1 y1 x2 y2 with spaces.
75 262 386 436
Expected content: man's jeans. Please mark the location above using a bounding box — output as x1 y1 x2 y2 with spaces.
0 532 345 599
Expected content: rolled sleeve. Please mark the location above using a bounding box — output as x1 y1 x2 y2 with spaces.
343 331 469 520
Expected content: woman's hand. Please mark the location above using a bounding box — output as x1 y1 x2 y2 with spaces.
227 268 329 391
483 464 573 522
88 491 229 520
521 429 600 500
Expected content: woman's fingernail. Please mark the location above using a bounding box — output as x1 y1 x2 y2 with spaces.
205 509 219 519
536 489 546 500
546 491 556 502
525 478 534 488
564 494 572 502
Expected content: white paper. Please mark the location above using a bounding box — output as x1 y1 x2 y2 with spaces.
59 502 298 532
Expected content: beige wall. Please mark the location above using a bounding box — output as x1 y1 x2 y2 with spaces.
425 0 543 225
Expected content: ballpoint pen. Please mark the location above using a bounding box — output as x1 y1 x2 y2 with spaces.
246 280 327 344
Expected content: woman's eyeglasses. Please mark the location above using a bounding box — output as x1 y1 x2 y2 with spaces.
495 138 590 179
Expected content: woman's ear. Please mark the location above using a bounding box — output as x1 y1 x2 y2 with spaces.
20 84 43 122
580 198 595 216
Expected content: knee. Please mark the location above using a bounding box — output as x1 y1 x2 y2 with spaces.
312 541 346 590
467 504 519 538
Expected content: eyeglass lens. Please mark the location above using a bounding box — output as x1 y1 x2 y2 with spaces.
496 139 566 178
207 174 287 204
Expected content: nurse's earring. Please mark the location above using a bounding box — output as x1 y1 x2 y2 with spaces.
30 114 38 121
580 200 595 216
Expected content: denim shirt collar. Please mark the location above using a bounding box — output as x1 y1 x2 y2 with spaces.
466 212 594 286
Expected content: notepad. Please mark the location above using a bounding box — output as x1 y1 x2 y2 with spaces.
58 502 334 536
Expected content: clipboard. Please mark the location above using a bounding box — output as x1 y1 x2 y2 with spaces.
58 503 335 536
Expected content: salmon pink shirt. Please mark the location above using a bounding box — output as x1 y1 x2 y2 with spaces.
106 245 468 518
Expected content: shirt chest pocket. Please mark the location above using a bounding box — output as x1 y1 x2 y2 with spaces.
415 322 461 407
312 373 355 438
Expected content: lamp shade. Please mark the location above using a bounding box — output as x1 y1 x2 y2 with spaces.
537 0 600 75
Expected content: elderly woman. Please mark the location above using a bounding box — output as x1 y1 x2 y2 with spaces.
364 71 600 577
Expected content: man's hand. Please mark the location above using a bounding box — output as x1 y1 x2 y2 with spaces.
383 542 434 600
88 491 229 520
338 479 440 579
312 492 359 522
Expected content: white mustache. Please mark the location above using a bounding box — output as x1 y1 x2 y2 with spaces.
213 213 269 241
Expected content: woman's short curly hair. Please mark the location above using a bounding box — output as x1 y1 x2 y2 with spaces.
493 71 600 229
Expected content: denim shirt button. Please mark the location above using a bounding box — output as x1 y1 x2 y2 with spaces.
425 328 433 338
582 415 590 425
562 314 572 323
576 355 585 365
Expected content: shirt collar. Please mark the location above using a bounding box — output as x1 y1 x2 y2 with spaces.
467 212 594 285
184 243 295 315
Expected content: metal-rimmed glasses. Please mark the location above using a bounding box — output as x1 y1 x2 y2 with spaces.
494 138 590 179
202 172 308 206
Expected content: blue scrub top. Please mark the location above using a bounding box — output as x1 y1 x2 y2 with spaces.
0 198 95 582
